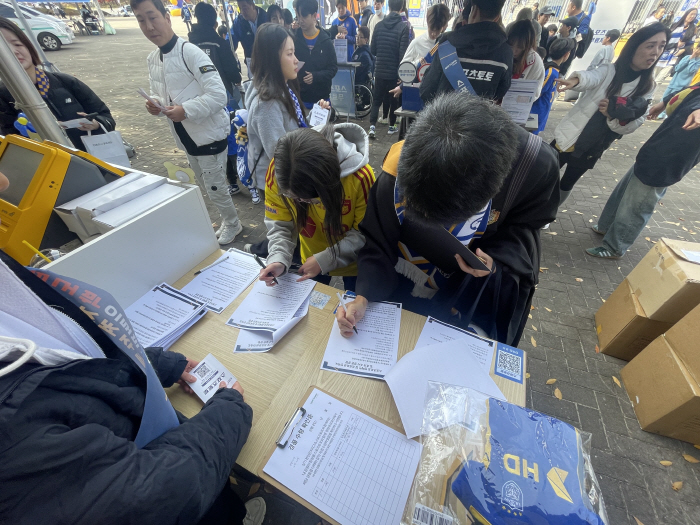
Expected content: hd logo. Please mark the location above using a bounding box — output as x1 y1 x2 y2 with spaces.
503 454 573 503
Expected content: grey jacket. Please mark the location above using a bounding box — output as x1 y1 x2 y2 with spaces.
265 123 370 275
245 84 300 189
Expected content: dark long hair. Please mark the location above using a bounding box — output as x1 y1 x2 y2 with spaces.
273 125 345 257
672 8 697 30
507 19 536 76
251 23 305 123
0 16 41 67
606 22 670 99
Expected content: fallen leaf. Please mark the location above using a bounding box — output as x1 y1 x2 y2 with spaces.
545 231 557 235
633 517 645 525
540 267 549 272
562 209 567 212
683 454 700 463
528 314 533 319
532 325 538 331
683 226 688 231
531 336 537 347
545 307 552 312
531 305 535 310
665 221 681 226
575 211 583 215
569 230 575 233
660 460 673 466
526 372 531 379
695 444 700 450
575 278 584 282
679 218 685 221
645 237 651 241
248 483 260 497
592 196 599 198
589 219 593 223
546 379 557 385
595 344 600 354
672 481 683 491
554 387 562 400
613 376 621 388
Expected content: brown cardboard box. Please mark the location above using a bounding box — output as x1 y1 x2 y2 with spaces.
663 303 700 386
626 238 700 324
621 336 700 444
595 279 673 361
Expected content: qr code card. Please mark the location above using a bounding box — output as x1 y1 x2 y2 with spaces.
189 353 236 403
309 290 331 310
494 343 524 384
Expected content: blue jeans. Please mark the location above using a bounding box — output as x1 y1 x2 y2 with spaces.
597 165 667 255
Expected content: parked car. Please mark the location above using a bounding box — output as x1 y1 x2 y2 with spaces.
0 3 73 50
118 5 133 16
0 1 74 38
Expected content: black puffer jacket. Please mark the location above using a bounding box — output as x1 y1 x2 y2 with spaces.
188 23 242 93
370 12 409 81
420 21 513 102
293 27 338 104
0 72 115 151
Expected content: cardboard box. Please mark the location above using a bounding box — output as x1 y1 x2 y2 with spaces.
626 238 700 324
621 335 700 444
595 279 673 361
663 303 700 386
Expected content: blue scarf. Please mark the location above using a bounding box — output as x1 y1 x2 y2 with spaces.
288 87 308 128
394 180 491 298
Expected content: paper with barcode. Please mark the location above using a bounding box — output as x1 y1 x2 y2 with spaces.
189 353 236 403
385 340 504 439
308 104 330 127
413 504 454 525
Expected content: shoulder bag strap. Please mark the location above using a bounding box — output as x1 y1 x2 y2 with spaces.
437 41 476 95
501 133 542 218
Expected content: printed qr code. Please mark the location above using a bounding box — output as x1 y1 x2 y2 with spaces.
195 363 211 379
413 504 453 525
496 350 522 380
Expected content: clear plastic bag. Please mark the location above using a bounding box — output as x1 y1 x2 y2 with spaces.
402 382 609 525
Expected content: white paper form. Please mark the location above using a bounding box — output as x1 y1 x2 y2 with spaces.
308 104 330 127
125 283 205 349
414 316 496 373
681 249 700 264
263 388 422 525
501 79 539 124
189 353 237 403
226 273 316 331
385 340 505 439
234 296 310 352
58 118 92 129
180 249 260 314
321 298 401 379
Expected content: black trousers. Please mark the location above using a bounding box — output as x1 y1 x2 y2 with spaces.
370 77 399 126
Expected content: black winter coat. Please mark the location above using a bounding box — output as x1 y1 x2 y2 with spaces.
0 72 115 151
370 12 409 81
189 23 242 93
0 253 253 525
230 7 267 58
420 22 513 103
293 27 338 104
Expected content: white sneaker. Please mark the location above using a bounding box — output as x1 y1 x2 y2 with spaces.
369 125 376 139
243 243 252 253
214 223 225 238
218 222 243 245
242 497 266 525
250 188 261 205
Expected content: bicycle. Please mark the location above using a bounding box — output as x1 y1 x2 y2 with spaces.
354 81 373 119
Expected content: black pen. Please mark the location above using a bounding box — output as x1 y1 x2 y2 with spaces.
254 254 279 285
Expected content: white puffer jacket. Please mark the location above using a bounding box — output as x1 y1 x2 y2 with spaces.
147 37 229 148
554 63 655 152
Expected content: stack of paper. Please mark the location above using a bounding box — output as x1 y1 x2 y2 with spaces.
180 249 261 314
321 296 402 379
125 283 207 350
227 273 316 352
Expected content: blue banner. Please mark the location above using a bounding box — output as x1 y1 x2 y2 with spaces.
28 268 180 447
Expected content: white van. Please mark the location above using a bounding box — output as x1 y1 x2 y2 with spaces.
0 3 74 50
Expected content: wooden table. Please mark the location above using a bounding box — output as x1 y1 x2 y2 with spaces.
168 249 526 476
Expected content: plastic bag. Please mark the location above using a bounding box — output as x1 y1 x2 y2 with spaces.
402 382 609 525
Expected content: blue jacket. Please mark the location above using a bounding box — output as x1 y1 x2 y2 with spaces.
332 14 357 61
664 55 700 98
231 7 267 58
530 62 560 135
351 44 374 85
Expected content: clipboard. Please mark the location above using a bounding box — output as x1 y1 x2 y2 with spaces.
258 386 413 525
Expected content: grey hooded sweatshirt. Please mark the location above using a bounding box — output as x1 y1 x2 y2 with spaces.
265 122 371 275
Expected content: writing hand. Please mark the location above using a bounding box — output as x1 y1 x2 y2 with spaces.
163 105 186 122
259 262 285 286
455 248 493 278
177 357 199 395
297 256 321 281
336 296 367 338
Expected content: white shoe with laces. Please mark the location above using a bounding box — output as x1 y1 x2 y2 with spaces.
250 188 261 205
218 222 243 245
242 497 266 525
214 223 225 238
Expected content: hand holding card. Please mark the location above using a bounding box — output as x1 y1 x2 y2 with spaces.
188 354 237 403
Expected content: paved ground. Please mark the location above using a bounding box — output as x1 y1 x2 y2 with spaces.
51 16 700 525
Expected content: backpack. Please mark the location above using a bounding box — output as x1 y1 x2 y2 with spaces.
232 109 263 189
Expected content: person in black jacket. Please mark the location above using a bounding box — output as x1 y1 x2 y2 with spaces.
336 93 559 347
355 0 374 26
189 2 242 95
294 0 338 107
0 252 264 525
368 0 409 138
587 85 700 259
0 17 115 152
420 0 513 103
230 0 268 62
